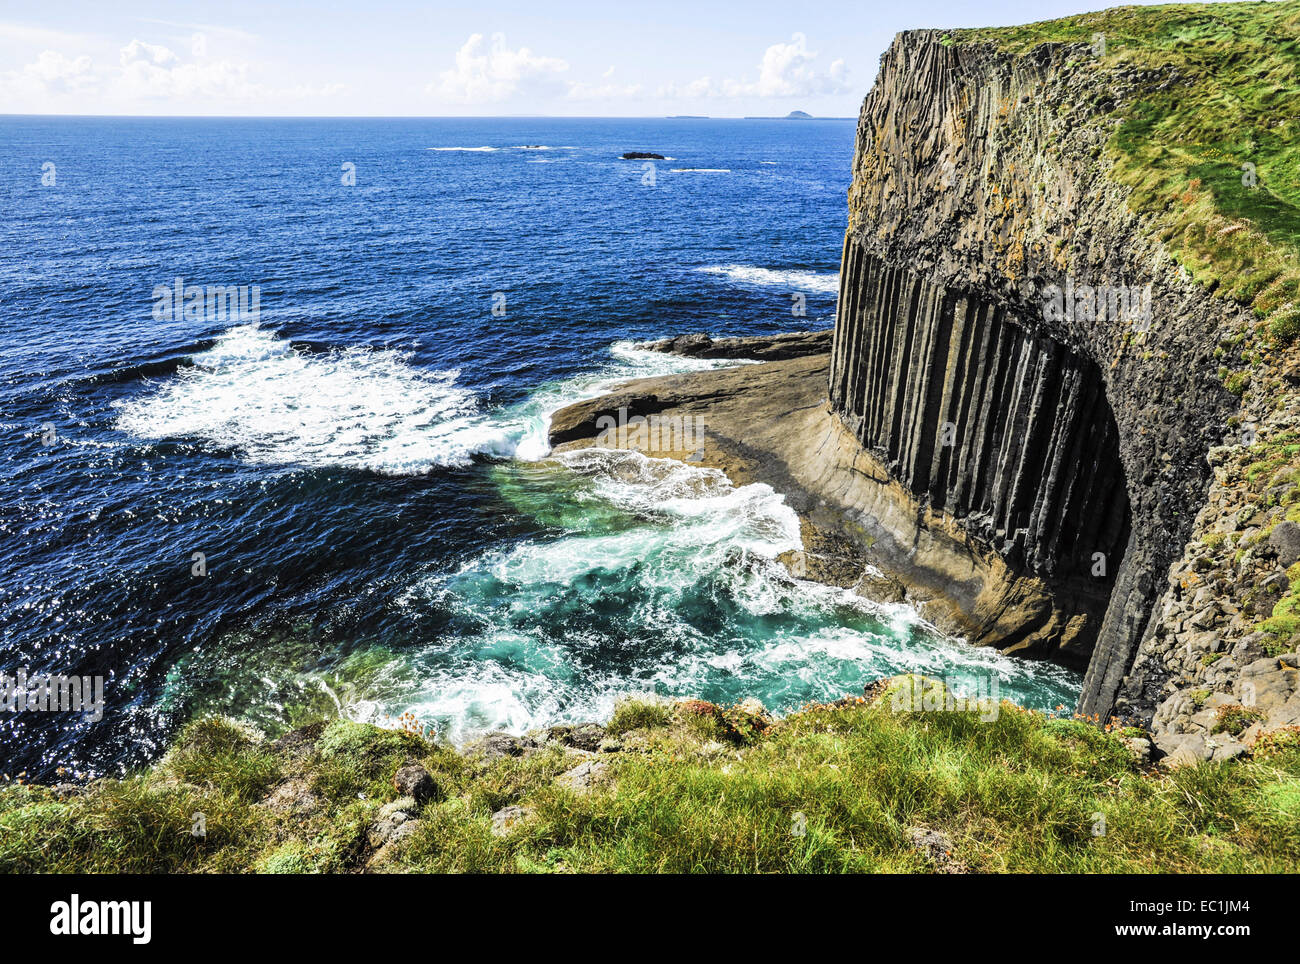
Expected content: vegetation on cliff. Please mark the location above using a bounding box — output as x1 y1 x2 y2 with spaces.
951 1 1300 344
3 683 1298 873
937 1 1300 754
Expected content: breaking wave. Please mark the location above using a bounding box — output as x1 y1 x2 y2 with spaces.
698 264 840 294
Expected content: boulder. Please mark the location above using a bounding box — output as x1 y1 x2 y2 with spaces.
541 723 606 752
1120 735 1153 764
554 759 611 794
393 763 439 806
369 797 418 847
462 732 538 760
1268 521 1300 566
490 805 532 837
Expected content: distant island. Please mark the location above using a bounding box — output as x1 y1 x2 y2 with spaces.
742 110 819 119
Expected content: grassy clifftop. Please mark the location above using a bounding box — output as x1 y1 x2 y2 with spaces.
951 1 1300 343
3 682 1298 873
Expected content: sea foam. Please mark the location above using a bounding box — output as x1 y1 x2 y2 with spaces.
113 324 514 473
697 264 840 294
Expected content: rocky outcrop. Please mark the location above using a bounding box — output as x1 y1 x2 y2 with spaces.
634 329 832 360
550 353 1090 652
832 30 1250 725
551 28 1298 753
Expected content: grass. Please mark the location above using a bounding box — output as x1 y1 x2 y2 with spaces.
3 691 1299 873
950 2 1300 349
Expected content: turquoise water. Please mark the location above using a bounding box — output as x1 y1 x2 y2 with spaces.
2 116 1080 778
157 348 1083 745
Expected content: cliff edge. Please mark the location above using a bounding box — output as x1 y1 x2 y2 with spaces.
551 2 1300 761
833 2 1300 758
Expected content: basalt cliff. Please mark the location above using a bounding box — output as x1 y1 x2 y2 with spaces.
551 8 1300 761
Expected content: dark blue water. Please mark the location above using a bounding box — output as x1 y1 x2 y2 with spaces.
1 117 1080 780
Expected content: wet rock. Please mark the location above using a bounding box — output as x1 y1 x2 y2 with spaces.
854 569 908 604
633 330 832 361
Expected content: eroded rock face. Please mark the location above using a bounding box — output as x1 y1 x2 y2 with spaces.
834 31 1244 722
832 250 1127 659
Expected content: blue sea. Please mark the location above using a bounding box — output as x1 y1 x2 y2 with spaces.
1 117 1081 780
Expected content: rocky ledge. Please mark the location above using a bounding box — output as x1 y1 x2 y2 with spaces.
633 329 832 361
549 337 1081 655
8 675 1295 873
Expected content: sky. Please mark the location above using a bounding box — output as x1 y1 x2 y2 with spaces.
0 0 1207 117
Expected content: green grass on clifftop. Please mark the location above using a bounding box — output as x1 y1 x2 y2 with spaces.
3 689 1299 874
950 1 1300 344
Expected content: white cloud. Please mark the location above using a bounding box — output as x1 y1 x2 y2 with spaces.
756 33 848 96
661 33 850 100
0 49 97 98
116 38 263 100
281 82 347 99
119 38 179 68
657 75 717 99
111 39 344 103
429 33 569 104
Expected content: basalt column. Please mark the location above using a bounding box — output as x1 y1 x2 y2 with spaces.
830 27 1240 721
830 244 1130 663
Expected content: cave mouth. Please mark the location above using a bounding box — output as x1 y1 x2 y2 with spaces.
830 250 1130 667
